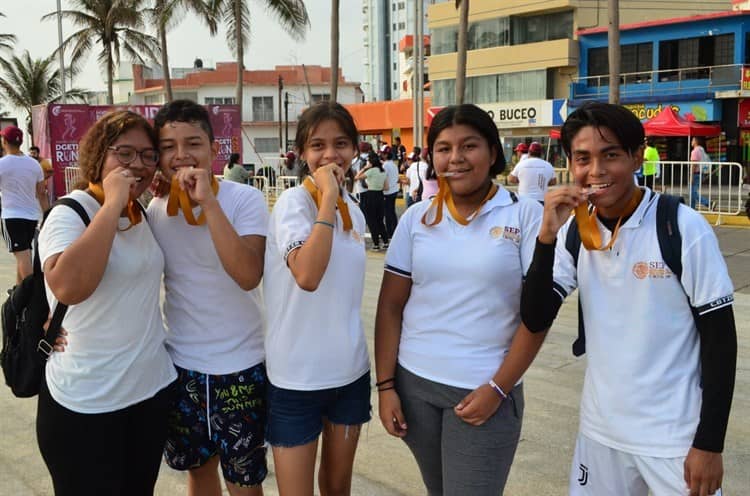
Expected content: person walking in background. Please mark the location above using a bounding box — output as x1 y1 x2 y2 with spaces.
380 146 400 243
375 104 546 495
223 152 249 184
355 151 388 250
513 142 529 166
0 126 49 282
508 141 556 204
420 156 439 200
264 102 371 496
36 111 176 496
150 100 270 496
30 145 56 206
406 150 427 206
525 102 736 496
690 136 713 210
642 137 660 190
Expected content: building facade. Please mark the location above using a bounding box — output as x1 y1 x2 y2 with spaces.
426 0 713 163
362 0 431 101
130 63 363 167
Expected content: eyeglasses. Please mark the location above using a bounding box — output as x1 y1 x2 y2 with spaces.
107 145 159 167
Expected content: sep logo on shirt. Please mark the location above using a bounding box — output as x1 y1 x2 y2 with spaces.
490 226 520 244
632 261 673 279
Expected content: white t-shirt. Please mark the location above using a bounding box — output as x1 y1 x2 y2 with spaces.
407 161 428 197
147 180 269 375
510 157 556 201
383 160 400 195
384 188 542 389
552 190 735 457
352 154 368 194
0 154 44 220
264 185 370 390
39 190 176 413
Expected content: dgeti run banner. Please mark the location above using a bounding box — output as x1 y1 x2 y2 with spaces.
32 103 242 198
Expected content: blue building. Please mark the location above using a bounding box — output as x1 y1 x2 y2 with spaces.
571 10 750 164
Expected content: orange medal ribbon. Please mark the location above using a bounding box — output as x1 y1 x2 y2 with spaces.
422 177 498 226
87 182 142 231
166 175 219 226
302 176 353 231
574 188 643 251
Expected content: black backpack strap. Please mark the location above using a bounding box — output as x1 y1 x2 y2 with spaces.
656 194 683 281
509 191 518 203
564 220 586 356
37 197 91 355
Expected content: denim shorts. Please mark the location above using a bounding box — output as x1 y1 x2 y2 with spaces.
164 363 267 487
266 371 372 448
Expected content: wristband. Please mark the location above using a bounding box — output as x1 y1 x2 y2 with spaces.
489 379 508 400
314 220 335 229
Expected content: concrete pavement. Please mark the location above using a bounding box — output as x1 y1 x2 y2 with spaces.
0 225 748 495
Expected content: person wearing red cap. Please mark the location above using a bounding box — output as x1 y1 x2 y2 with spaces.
514 142 529 164
508 141 556 204
0 125 49 282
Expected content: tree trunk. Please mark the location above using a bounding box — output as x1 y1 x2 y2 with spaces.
160 21 173 103
106 46 114 104
235 0 244 119
455 0 469 105
330 0 340 102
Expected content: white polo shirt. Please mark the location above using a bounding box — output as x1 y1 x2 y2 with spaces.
552 190 735 457
406 161 428 197
510 157 556 201
385 187 542 389
264 185 370 390
147 181 269 375
383 160 400 195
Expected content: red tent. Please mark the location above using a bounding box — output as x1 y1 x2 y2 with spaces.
643 107 720 137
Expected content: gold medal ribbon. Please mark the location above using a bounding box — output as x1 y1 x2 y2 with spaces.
87 182 142 231
302 176 353 231
166 175 219 226
574 188 643 251
422 177 498 226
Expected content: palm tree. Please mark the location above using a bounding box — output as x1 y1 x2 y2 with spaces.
42 0 160 105
454 0 469 104
330 0 339 102
150 0 218 103
0 51 87 145
214 0 309 119
0 12 17 52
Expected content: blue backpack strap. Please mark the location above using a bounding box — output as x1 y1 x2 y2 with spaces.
564 219 586 357
656 194 683 281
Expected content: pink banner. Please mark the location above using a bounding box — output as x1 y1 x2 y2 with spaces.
32 103 242 197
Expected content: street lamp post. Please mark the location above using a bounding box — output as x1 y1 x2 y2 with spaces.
56 0 66 103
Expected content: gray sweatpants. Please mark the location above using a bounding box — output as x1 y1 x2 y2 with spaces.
396 365 524 496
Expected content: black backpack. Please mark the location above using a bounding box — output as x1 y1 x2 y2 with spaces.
565 193 684 357
1 198 90 397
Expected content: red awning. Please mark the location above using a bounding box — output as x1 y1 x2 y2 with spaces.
643 107 720 137
549 128 561 139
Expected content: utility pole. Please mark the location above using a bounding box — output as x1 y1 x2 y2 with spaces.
278 75 284 153
284 92 289 151
608 0 620 104
56 0 66 103
413 0 424 149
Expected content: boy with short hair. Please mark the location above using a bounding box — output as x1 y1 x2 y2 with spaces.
522 102 737 496
149 100 269 496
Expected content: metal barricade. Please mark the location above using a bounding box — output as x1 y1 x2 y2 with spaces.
64 166 82 194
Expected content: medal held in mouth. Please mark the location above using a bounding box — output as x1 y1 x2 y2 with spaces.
302 176 353 231
166 174 219 226
87 182 143 230
574 187 643 251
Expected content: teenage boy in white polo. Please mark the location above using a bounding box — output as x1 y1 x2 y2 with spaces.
148 100 269 496
522 102 737 496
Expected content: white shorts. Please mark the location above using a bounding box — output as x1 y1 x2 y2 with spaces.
568 433 722 496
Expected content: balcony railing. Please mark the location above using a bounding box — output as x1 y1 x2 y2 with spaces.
570 64 743 101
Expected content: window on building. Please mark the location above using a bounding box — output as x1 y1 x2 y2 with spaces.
393 62 398 70
713 34 734 66
311 94 330 103
588 47 609 78
252 96 274 121
399 2 405 9
432 79 455 106
398 22 406 30
392 3 396 11
432 26 458 55
659 34 733 80
255 138 280 154
204 97 236 105
393 82 398 91
468 17 509 50
511 11 573 45
393 23 397 31
432 70 546 106
393 42 397 51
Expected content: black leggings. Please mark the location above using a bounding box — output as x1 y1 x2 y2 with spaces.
383 192 399 241
360 190 387 246
37 377 174 496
